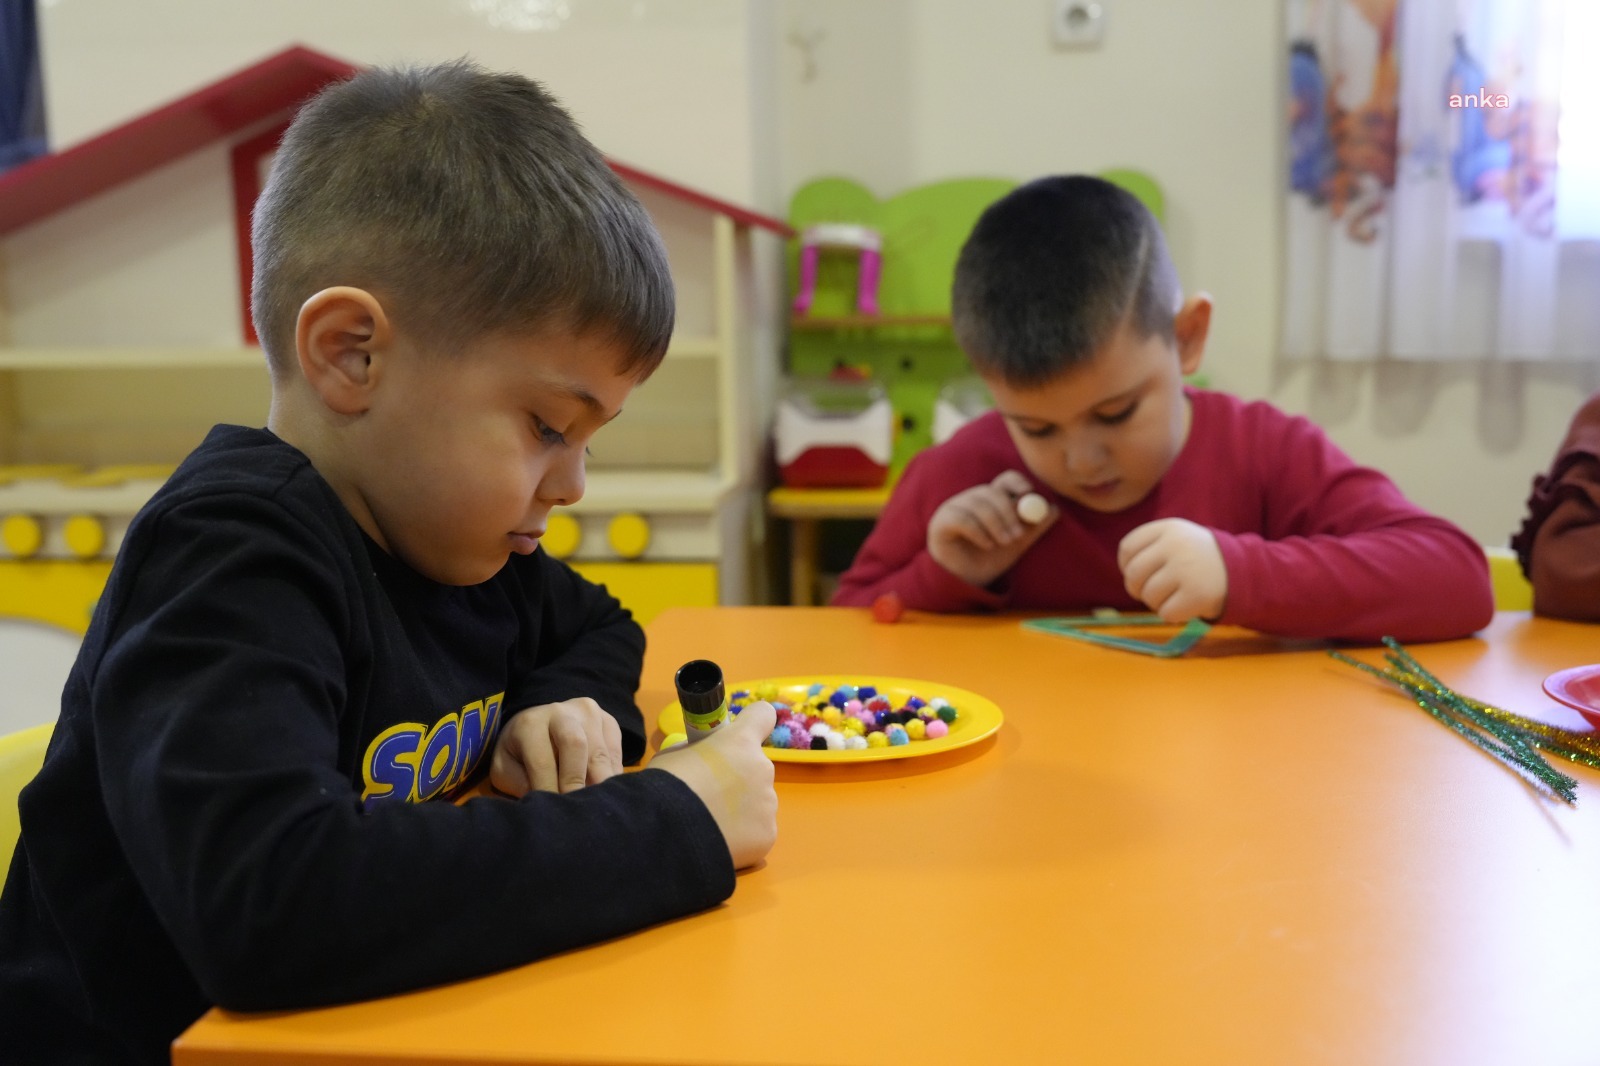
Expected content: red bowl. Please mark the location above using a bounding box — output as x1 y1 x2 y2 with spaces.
1543 664 1600 729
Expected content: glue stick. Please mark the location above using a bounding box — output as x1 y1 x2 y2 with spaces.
674 659 729 743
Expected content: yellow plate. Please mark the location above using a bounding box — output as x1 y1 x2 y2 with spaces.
657 675 1003 763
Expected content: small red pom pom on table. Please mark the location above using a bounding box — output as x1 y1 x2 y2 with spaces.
872 591 904 624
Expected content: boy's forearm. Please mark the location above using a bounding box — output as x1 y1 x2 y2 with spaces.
163 768 732 1011
1215 523 1495 642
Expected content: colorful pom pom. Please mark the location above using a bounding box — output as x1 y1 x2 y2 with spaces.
871 591 904 624
750 681 963 754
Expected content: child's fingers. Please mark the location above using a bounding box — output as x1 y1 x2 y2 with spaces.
522 741 559 793
587 713 623 785
1154 592 1200 624
490 747 533 798
733 699 777 739
1146 576 1204 623
539 714 589 793
971 489 1025 542
1117 521 1165 571
1120 542 1160 600
989 469 1034 499
1134 564 1182 616
942 500 999 552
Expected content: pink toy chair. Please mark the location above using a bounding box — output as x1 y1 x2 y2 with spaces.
792 223 883 317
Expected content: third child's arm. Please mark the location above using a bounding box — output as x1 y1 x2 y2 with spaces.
1526 452 1600 621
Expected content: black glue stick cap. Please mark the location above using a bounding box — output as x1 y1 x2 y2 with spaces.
674 659 725 716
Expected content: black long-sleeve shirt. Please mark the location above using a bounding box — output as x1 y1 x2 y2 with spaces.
0 425 733 1064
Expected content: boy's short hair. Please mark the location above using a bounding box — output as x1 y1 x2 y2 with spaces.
951 175 1181 387
251 59 674 377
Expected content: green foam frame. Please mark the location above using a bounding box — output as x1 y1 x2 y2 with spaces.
1022 614 1211 658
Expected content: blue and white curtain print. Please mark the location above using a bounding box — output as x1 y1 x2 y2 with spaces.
1283 0 1600 364
0 0 45 173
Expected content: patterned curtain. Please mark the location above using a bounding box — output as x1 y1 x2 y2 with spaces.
0 0 45 173
1282 0 1600 363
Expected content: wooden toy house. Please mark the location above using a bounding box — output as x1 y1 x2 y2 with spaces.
0 45 789 634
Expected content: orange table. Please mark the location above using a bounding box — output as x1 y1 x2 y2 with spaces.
176 609 1600 1065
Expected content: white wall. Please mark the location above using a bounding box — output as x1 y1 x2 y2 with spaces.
6 142 242 347
39 0 773 209
771 0 1597 545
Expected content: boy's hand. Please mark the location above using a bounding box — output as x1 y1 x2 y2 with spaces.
1117 518 1228 623
490 698 624 796
927 470 1058 588
651 700 778 870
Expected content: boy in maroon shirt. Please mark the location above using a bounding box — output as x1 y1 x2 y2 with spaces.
833 175 1493 643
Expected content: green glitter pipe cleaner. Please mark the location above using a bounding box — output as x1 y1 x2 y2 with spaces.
1330 638 1581 805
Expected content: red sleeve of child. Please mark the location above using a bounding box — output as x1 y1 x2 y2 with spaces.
830 447 1007 612
1207 402 1495 643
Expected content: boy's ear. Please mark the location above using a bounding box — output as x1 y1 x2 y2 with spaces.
294 287 393 416
1173 294 1212 377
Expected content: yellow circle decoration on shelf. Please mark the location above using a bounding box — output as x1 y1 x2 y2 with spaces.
607 513 651 559
63 514 107 559
543 513 581 559
1 514 44 558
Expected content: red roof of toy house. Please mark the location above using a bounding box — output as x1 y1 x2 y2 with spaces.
0 45 792 341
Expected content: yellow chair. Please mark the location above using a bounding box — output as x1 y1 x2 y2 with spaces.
0 723 52 863
1485 545 1534 611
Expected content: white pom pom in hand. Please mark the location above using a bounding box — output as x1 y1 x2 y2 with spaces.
1016 492 1049 524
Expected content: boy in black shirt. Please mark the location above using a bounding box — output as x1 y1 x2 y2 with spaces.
0 60 778 1064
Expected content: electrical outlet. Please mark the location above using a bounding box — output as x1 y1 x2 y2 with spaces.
1052 0 1107 48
